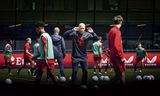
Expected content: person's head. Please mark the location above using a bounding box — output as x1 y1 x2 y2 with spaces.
35 21 45 35
137 42 142 48
26 37 31 44
97 36 102 42
94 36 102 42
113 15 123 26
86 24 92 32
7 39 13 45
35 38 39 43
78 23 86 33
53 27 60 35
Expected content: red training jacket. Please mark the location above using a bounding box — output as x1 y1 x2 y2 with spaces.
108 26 124 59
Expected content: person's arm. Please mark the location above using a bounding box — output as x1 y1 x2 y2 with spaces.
41 36 49 66
63 28 77 37
98 43 103 58
61 37 66 59
105 48 110 58
114 31 125 62
87 27 98 39
32 45 41 60
144 48 148 60
26 50 33 57
25 45 33 57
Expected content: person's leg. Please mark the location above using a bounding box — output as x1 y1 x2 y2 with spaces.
98 58 102 74
134 58 139 72
110 58 124 84
35 71 43 85
17 60 27 75
8 62 11 73
80 61 88 85
35 64 43 85
4 57 12 75
140 58 144 72
46 70 50 81
93 60 97 74
30 60 36 76
111 64 121 82
71 61 79 85
134 57 142 72
121 71 125 84
104 61 109 73
57 58 65 76
33 63 39 76
47 69 57 84
7 61 12 75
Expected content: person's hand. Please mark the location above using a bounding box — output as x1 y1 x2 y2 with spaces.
73 27 79 31
121 58 126 63
144 56 147 62
45 59 49 67
100 54 103 58
30 54 33 58
87 27 94 33
63 54 66 59
32 56 35 60
121 58 126 71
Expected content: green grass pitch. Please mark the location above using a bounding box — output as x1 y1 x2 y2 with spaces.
0 68 160 85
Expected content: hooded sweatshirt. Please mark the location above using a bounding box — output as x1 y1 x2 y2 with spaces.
64 29 98 62
51 34 66 58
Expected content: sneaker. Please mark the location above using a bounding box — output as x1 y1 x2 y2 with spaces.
93 72 97 75
139 70 142 73
80 84 88 90
46 78 50 82
8 73 13 76
16 70 19 75
98 72 102 75
28 69 31 76
32 75 36 78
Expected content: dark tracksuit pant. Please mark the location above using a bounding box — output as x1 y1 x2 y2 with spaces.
46 57 65 79
72 60 88 85
134 57 144 71
57 57 65 76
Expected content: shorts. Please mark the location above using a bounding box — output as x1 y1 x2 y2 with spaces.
94 55 102 62
4 56 11 64
38 59 55 72
136 57 145 64
24 56 32 63
33 59 39 68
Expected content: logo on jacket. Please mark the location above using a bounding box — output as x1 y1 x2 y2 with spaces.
77 38 84 46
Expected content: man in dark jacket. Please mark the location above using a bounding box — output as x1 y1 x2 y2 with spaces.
64 23 98 88
51 27 66 78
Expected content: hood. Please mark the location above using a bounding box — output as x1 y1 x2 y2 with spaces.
52 35 62 43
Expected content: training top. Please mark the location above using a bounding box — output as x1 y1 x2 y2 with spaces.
92 40 103 55
24 42 32 59
4 43 12 57
108 26 124 59
136 48 147 58
39 32 54 60
51 34 66 58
